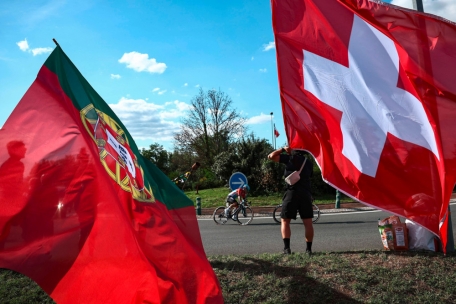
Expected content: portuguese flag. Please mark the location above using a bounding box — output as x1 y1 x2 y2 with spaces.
0 45 223 303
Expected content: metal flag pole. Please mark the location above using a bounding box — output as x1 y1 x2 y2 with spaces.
412 0 424 12
273 123 277 149
270 112 274 148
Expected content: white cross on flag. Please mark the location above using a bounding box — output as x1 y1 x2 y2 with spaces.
272 0 456 252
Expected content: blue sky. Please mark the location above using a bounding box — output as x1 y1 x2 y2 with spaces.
1 0 454 152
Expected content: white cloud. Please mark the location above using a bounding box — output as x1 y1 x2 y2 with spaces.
246 112 272 125
251 56 254 60
262 41 275 51
111 74 121 79
162 100 192 118
195 84 200 88
31 47 53 56
111 97 164 112
259 68 267 73
174 100 191 112
391 0 456 22
16 39 53 56
17 39 29 51
152 88 166 94
109 97 190 141
118 51 167 74
183 83 188 87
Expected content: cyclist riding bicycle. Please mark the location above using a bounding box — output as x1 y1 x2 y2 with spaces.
224 184 250 220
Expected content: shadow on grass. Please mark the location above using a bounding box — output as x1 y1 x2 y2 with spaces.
210 255 362 304
210 249 456 303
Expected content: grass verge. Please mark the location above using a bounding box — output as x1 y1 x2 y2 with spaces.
210 250 456 303
185 187 353 208
1 250 455 303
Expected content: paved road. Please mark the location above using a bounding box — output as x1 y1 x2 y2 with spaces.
198 203 456 255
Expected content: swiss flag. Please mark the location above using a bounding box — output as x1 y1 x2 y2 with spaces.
272 0 456 252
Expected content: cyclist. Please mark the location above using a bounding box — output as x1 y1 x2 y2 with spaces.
224 184 250 220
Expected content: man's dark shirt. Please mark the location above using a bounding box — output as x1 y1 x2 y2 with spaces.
280 153 313 192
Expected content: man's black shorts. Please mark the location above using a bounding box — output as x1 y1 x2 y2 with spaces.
281 188 313 220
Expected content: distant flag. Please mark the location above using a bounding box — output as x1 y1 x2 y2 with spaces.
0 45 222 303
272 0 456 252
274 124 280 138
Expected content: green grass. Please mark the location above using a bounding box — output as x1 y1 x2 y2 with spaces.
185 187 353 208
0 269 54 303
212 250 456 304
2 250 456 303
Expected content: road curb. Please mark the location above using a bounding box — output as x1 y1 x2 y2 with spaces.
196 197 456 219
196 204 376 219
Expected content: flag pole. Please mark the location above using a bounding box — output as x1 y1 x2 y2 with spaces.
270 112 274 148
273 123 276 149
412 0 424 12
52 38 60 46
410 0 454 253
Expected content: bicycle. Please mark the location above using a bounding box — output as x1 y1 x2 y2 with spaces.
213 199 254 226
273 203 320 224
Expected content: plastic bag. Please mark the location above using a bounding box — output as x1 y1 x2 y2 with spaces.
405 219 437 251
378 221 394 250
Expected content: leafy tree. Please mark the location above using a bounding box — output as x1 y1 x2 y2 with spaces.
174 88 246 167
168 149 197 180
211 133 274 195
140 142 170 175
259 160 286 194
233 134 275 195
212 151 237 184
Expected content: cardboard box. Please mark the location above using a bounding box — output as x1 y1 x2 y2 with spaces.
378 215 408 251
392 223 409 251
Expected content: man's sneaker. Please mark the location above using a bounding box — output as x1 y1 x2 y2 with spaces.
305 249 312 256
224 208 230 217
283 248 291 255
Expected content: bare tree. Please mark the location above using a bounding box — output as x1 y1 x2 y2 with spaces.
174 88 246 166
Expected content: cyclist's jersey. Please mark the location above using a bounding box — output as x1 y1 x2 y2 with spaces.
227 188 246 200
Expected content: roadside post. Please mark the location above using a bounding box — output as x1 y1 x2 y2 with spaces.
446 208 454 252
196 197 201 215
335 189 340 209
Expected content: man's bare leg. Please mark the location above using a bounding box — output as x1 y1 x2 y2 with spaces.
281 218 292 254
302 218 314 254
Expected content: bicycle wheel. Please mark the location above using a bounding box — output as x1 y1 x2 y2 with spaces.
236 206 253 226
213 206 228 225
312 204 321 224
273 205 282 224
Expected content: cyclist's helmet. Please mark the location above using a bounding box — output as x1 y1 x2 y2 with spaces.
242 184 250 191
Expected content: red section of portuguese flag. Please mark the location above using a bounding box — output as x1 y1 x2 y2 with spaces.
0 48 222 303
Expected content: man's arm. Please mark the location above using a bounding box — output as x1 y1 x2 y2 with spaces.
268 146 290 162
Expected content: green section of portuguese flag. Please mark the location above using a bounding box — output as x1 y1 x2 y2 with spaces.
43 46 193 210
